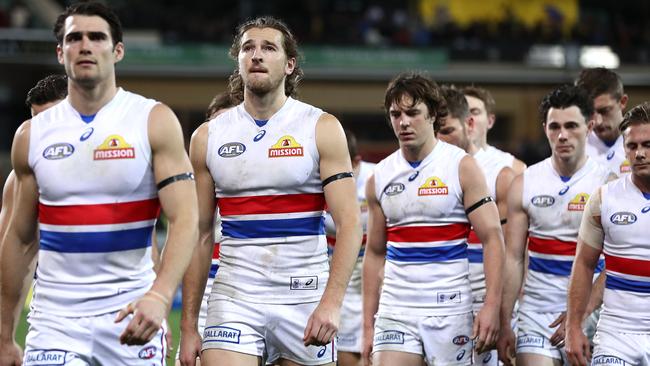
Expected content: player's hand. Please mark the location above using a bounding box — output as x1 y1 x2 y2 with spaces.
496 326 516 366
473 302 500 354
549 311 566 347
303 302 339 347
0 340 23 366
179 328 202 366
361 326 374 366
565 325 591 366
115 290 170 345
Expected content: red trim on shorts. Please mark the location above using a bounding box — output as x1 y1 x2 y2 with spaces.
386 223 470 243
528 236 576 256
218 193 325 216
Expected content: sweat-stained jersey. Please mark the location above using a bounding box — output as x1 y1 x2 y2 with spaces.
520 157 608 313
374 141 471 316
205 97 328 304
29 88 159 316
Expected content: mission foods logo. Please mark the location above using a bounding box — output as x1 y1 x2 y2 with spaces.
568 193 589 211
418 177 448 196
93 135 135 160
268 135 303 158
620 160 631 173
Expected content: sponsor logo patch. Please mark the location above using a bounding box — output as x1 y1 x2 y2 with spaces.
384 182 405 196
453 335 470 345
531 195 555 207
268 135 303 157
437 290 461 304
218 142 246 158
203 326 241 344
620 160 631 173
418 176 448 196
290 276 318 290
592 355 628 365
138 345 157 360
607 150 616 160
374 330 404 345
43 143 74 160
568 193 589 211
93 135 135 160
516 334 544 348
24 350 66 365
610 212 637 225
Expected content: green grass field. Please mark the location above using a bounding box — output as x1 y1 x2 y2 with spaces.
17 308 183 361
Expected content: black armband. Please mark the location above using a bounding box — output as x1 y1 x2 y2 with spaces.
500 218 508 225
322 172 354 188
465 196 494 215
157 172 195 190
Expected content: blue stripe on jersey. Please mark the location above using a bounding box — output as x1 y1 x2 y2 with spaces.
208 263 220 279
606 274 650 293
386 243 468 263
40 226 153 253
221 216 324 239
529 257 605 276
467 248 483 263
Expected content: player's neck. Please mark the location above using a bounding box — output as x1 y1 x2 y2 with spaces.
402 137 436 163
632 174 650 194
466 141 479 156
551 152 588 178
67 78 118 116
243 87 288 121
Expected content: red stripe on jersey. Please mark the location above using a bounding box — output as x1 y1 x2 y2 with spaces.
467 229 480 244
606 253 650 277
528 236 576 256
213 243 220 259
218 193 325 216
387 223 470 243
39 198 160 225
326 234 367 247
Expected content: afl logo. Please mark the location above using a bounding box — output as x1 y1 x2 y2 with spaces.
43 143 74 160
384 183 405 196
610 212 637 225
453 335 470 346
531 195 555 207
138 345 157 359
218 142 246 158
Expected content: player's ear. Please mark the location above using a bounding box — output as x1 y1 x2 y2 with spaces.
113 42 125 63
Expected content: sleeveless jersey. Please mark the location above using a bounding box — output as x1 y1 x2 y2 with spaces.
603 137 630 177
586 130 617 165
28 88 159 316
485 145 515 168
374 141 471 316
599 175 650 332
520 157 608 312
324 160 374 297
205 97 327 304
466 147 508 310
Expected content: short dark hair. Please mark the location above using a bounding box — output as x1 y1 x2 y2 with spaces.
539 85 594 125
620 102 650 133
53 1 123 46
575 67 624 101
228 16 303 103
441 85 469 122
343 128 358 161
25 74 68 107
384 72 447 123
462 85 496 115
205 91 239 121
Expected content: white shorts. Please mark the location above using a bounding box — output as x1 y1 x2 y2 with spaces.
24 310 167 366
202 293 336 365
337 292 362 353
372 312 473 366
516 310 566 363
591 327 650 365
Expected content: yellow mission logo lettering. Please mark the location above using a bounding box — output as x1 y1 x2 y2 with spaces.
93 135 135 160
268 135 304 158
620 160 631 173
418 176 448 196
568 193 589 211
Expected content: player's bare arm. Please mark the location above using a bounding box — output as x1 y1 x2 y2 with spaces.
116 103 199 345
495 166 515 228
496 174 528 366
459 154 504 353
303 113 362 347
511 159 527 176
0 121 40 365
179 122 216 366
